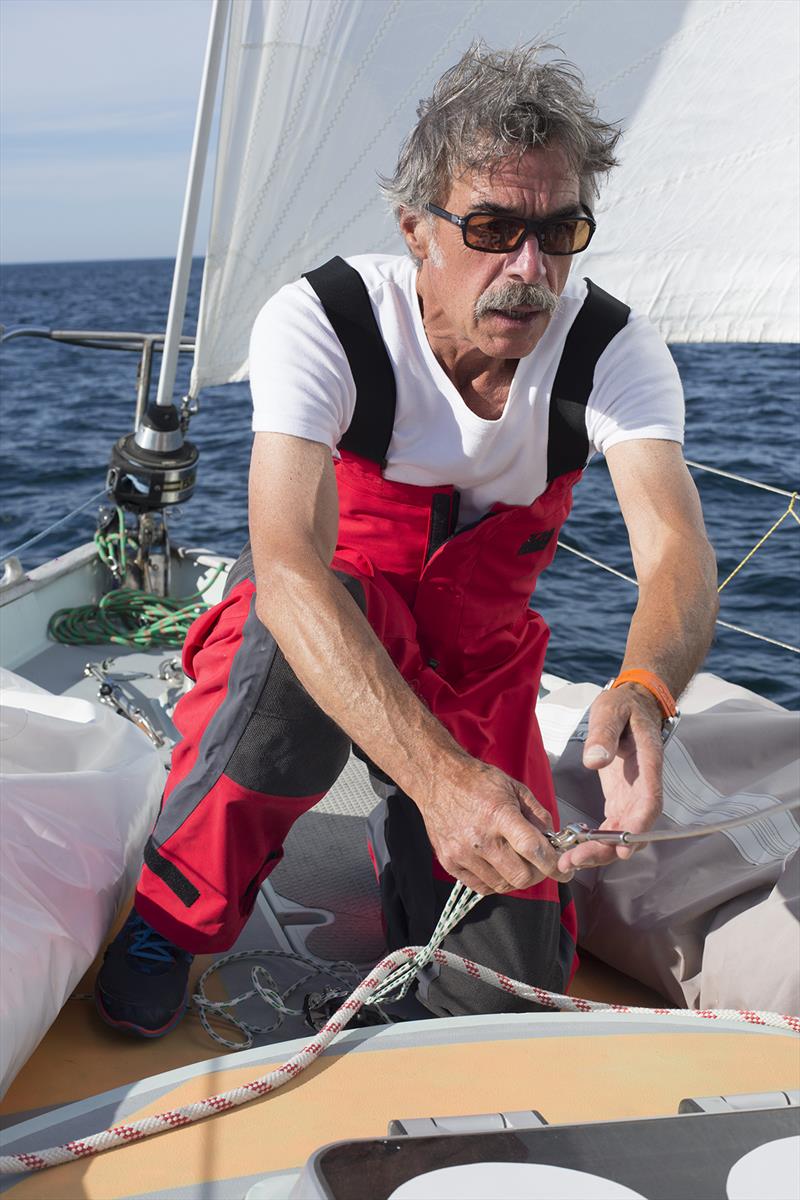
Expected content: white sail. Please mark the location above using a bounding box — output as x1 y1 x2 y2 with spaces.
191 0 799 393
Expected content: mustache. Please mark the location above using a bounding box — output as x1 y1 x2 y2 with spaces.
474 281 560 321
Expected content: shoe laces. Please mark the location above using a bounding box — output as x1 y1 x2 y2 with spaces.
127 913 183 967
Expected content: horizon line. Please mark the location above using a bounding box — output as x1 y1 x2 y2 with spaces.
1 254 205 268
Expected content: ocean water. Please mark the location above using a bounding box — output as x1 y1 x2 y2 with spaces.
1 258 798 707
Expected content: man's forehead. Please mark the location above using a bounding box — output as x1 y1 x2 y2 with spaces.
450 149 580 208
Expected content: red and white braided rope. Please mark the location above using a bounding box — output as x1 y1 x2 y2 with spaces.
2 945 797 1177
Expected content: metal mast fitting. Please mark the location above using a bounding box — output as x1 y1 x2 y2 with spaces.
155 0 231 412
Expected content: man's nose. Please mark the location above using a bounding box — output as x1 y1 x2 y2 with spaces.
507 232 547 281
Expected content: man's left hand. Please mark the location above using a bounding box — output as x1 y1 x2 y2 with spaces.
557 684 664 872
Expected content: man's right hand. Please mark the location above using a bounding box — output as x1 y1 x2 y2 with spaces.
250 434 570 899
417 758 574 894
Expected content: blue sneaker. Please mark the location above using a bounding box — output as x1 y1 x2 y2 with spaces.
94 910 194 1038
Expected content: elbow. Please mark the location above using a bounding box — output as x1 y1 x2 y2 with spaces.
251 541 331 631
696 535 720 636
702 536 720 617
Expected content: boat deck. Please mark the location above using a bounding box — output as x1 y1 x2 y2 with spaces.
2 633 670 1131
2 557 798 1199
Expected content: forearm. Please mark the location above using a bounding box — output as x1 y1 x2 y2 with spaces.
620 536 718 700
247 433 566 893
255 552 468 803
566 540 718 871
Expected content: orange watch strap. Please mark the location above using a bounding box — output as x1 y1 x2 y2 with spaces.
609 669 677 719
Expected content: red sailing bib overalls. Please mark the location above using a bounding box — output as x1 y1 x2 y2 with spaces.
135 258 630 1016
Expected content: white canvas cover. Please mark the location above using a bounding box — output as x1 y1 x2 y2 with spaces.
192 0 799 394
0 670 163 1096
542 673 800 1013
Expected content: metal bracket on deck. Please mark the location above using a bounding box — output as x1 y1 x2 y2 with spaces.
388 1110 548 1137
679 1090 800 1114
0 557 26 589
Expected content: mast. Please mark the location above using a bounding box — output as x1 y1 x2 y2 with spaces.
154 0 231 411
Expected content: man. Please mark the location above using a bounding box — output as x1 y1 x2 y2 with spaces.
96 44 718 1035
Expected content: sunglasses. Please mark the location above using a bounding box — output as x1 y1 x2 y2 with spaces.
425 203 596 256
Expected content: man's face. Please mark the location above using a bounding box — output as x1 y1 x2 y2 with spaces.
407 145 582 360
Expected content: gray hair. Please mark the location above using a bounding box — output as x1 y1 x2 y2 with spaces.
380 42 621 218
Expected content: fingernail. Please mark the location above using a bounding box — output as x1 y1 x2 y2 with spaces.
584 746 611 766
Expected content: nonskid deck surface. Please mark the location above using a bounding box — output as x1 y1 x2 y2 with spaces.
11 627 793 1198
1 1012 797 1199
2 640 676 1136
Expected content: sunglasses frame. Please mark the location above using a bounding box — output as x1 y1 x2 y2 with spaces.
425 203 596 256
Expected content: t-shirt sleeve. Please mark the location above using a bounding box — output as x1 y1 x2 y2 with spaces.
585 312 684 458
249 278 355 449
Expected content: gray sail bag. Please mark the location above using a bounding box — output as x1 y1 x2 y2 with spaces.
544 674 800 1013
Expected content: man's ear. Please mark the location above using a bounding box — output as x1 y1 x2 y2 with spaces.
399 208 431 262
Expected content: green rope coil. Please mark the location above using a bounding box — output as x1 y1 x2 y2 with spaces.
48 583 221 648
48 508 225 649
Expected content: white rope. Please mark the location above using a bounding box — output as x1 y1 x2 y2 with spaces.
2 936 797 1177
371 881 482 1004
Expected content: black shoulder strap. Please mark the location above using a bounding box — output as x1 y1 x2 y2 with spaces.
303 256 397 466
547 278 631 481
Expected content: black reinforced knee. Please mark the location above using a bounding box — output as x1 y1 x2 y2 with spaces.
225 640 351 797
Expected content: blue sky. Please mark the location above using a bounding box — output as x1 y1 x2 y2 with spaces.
1 0 213 263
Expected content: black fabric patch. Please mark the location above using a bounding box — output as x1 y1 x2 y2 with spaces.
371 779 572 1017
518 528 555 555
558 880 578 982
225 647 351 796
378 788 437 952
304 257 397 466
143 837 200 908
151 599 280 848
425 493 454 563
334 569 367 614
426 880 568 1017
547 278 631 481
224 570 363 796
223 541 255 596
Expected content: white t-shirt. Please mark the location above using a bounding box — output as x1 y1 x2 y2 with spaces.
250 254 683 527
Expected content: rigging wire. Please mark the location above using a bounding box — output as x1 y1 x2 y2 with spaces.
685 460 796 499
2 489 108 562
557 465 800 655
4 467 797 655
556 540 800 654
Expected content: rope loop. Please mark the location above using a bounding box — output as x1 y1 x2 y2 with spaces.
2 919 797 1178
192 947 361 1051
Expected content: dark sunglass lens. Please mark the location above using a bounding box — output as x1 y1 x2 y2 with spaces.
540 218 592 255
465 213 526 251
